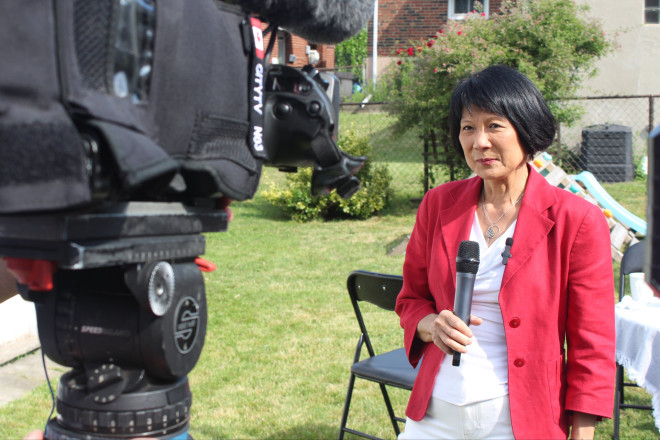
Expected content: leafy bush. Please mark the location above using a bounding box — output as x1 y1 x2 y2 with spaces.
385 0 615 181
633 154 648 181
335 28 368 84
262 130 392 222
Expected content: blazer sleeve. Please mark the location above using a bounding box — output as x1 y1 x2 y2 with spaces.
395 194 439 366
564 202 616 419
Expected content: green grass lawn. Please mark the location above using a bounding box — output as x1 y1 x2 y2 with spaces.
603 179 648 220
0 174 655 439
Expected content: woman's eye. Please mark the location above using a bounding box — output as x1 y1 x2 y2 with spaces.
461 125 473 131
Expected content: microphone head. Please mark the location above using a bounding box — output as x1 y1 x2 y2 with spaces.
457 240 480 274
243 0 376 44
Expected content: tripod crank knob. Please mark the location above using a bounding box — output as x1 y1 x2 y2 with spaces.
125 261 175 316
147 261 175 316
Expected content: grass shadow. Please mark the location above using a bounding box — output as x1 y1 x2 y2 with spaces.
231 195 291 223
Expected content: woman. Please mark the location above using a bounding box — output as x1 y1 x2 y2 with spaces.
395 65 615 439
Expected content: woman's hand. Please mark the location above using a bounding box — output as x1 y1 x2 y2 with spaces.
23 430 44 440
417 311 482 355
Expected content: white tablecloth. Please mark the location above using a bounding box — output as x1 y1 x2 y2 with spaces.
615 296 660 433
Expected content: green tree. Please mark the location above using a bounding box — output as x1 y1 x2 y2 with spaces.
335 28 368 83
386 0 614 181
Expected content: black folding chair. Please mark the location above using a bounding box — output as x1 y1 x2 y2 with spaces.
338 270 420 440
613 241 652 439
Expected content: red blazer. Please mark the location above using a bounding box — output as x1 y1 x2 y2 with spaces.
395 166 615 439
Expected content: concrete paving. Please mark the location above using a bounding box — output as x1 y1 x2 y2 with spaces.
0 349 66 407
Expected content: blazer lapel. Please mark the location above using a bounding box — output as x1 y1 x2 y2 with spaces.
439 176 482 288
500 166 557 290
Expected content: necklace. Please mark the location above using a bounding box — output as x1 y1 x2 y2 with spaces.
481 191 525 243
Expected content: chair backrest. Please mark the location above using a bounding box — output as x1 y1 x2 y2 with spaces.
347 270 403 311
347 270 403 358
619 241 645 301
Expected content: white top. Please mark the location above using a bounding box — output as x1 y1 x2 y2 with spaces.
431 211 514 405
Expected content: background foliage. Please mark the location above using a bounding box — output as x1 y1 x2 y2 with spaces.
385 0 614 181
335 28 369 84
262 130 392 222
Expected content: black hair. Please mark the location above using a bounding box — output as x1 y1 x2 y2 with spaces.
449 65 557 157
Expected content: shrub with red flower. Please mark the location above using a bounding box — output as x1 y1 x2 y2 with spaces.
387 0 614 181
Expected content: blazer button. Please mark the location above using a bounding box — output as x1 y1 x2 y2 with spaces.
509 317 521 328
514 358 525 367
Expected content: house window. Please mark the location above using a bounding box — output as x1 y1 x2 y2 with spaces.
449 0 489 19
646 0 660 23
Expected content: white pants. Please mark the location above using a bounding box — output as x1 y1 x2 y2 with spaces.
398 395 515 440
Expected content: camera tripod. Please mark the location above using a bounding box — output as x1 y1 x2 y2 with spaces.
0 201 227 439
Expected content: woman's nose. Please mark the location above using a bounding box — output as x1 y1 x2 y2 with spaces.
473 129 491 149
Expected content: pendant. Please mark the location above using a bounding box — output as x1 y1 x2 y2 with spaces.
485 224 500 241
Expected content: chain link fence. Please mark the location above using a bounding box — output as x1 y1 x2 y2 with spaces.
339 96 657 201
549 96 657 182
339 103 425 201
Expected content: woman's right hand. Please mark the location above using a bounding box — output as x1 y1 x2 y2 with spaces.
416 311 482 355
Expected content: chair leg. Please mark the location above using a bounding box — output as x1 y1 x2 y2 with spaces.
378 383 402 437
613 364 623 440
338 373 357 440
617 363 625 403
613 386 621 440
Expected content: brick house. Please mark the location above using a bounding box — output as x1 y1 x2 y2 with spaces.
368 0 659 96
366 0 503 83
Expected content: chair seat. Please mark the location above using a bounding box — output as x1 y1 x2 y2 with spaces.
351 348 419 390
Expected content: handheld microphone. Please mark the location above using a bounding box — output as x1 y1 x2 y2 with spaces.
452 240 480 366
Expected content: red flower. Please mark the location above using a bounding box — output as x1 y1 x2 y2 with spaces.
427 40 434 47
396 48 403 54
439 29 444 34
417 46 422 52
407 47 414 56
397 60 402 65
433 67 438 73
481 12 486 16
457 30 462 35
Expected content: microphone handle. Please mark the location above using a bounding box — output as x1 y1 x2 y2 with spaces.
452 272 476 366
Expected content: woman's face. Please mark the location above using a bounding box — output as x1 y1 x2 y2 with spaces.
459 106 528 184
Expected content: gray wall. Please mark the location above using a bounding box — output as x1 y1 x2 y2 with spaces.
577 0 660 96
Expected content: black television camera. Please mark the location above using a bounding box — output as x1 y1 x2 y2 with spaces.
645 126 660 298
0 1 365 439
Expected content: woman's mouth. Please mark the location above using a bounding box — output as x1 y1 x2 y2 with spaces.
477 158 497 165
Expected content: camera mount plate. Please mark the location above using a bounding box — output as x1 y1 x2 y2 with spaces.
0 202 228 269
